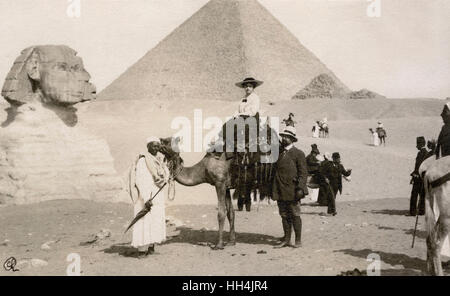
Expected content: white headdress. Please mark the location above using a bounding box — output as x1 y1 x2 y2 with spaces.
146 136 160 144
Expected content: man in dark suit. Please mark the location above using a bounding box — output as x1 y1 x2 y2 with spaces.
272 126 308 248
436 103 450 159
409 136 428 216
320 152 352 216
317 153 332 206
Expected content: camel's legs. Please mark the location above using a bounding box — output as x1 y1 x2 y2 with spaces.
225 189 236 245
213 184 227 250
427 217 446 276
435 216 450 275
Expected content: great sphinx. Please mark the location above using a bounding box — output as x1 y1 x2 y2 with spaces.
2 45 95 107
0 45 126 204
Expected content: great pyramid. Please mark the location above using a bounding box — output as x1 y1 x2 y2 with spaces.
98 0 349 102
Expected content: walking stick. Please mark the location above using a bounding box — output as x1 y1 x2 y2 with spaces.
124 182 168 233
411 179 422 248
411 214 419 248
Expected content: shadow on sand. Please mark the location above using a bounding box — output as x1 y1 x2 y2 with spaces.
102 243 140 258
371 209 410 216
102 227 280 257
335 248 426 275
165 227 280 246
404 228 427 240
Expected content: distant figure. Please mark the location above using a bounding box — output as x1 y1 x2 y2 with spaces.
312 121 320 138
319 118 329 138
319 152 352 216
426 139 437 159
306 144 321 203
282 113 297 127
317 152 333 206
436 103 450 159
369 128 380 146
376 122 387 146
306 144 321 175
409 136 428 216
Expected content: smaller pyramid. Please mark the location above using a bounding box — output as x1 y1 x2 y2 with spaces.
292 73 349 100
348 89 385 100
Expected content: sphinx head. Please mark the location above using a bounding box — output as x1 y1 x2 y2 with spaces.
1 45 96 106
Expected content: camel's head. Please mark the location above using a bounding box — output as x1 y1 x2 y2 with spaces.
159 136 183 169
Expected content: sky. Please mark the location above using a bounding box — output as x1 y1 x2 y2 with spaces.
0 0 449 99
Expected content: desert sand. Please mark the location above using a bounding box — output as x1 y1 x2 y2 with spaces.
0 97 448 276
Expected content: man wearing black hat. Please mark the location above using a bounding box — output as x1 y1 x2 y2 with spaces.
320 152 352 216
272 126 308 248
436 103 450 159
409 136 428 216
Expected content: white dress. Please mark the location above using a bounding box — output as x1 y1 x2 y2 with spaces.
372 131 380 146
312 123 320 138
238 92 260 117
309 188 319 202
132 155 168 248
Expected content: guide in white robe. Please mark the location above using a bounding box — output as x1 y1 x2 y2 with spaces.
372 131 380 146
131 152 169 248
312 122 320 138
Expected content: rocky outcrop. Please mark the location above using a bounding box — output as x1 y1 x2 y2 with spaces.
0 103 128 205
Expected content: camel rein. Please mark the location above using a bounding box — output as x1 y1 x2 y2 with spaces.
166 160 183 201
143 158 182 206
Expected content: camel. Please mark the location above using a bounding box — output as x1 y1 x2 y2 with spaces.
160 121 278 250
319 122 329 138
419 156 450 275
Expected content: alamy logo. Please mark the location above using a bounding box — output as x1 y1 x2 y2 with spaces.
366 253 381 276
170 109 280 163
66 253 81 276
67 0 81 18
367 0 381 18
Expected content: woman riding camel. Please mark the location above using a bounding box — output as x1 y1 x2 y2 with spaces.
218 77 263 153
234 77 263 118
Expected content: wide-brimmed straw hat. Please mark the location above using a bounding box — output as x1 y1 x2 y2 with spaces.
279 126 298 142
235 77 264 88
